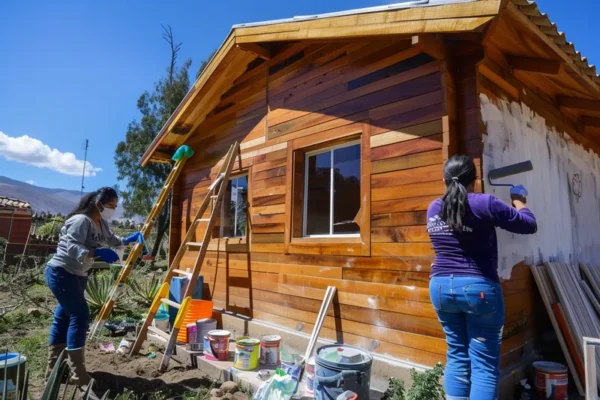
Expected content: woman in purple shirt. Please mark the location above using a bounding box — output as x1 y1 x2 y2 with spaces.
427 155 537 400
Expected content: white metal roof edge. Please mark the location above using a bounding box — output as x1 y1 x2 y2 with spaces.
232 0 479 29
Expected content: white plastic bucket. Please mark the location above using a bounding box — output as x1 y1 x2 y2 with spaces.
153 312 169 331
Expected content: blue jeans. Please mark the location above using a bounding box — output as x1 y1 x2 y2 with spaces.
45 266 90 349
429 275 505 400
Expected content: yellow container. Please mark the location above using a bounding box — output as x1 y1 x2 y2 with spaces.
233 337 260 370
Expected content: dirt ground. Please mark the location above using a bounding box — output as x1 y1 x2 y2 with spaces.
0 277 220 399
84 347 215 397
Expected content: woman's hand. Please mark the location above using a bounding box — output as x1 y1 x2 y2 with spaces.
510 185 528 210
123 232 143 245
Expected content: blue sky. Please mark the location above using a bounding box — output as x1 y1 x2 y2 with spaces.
0 0 598 191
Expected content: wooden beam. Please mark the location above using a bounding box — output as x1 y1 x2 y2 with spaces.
505 3 600 97
581 116 600 129
559 97 600 113
507 55 562 75
412 35 446 61
236 43 271 60
151 151 174 164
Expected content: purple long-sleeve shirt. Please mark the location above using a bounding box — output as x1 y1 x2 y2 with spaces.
427 193 537 282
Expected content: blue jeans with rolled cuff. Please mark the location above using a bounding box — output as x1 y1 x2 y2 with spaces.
429 275 505 400
45 266 90 350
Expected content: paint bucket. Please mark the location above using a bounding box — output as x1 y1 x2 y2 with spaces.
196 318 217 351
208 330 231 361
234 337 260 370
0 353 26 395
306 357 316 393
153 312 169 331
533 361 568 400
314 345 373 400
259 335 281 366
186 323 200 351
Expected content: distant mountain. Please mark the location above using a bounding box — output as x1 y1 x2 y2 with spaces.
0 176 138 221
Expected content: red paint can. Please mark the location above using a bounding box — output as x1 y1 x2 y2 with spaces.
208 330 231 361
533 361 568 400
259 335 281 365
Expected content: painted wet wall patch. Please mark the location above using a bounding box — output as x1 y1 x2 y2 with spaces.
480 94 600 279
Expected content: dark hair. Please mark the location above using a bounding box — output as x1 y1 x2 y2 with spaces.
440 155 477 232
68 187 118 219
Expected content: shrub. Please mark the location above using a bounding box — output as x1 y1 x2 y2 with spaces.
126 272 162 306
36 217 64 238
85 272 122 317
382 363 445 400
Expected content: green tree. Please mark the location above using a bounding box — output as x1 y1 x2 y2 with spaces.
196 49 217 79
115 25 194 257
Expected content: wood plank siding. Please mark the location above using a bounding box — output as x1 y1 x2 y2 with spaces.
170 40 529 367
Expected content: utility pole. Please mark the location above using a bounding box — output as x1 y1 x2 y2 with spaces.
81 139 89 199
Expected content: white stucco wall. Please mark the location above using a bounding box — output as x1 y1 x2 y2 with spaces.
480 94 600 280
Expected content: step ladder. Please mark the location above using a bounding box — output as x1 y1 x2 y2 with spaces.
130 142 241 371
88 148 193 339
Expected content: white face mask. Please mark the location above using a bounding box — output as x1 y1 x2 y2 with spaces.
99 205 116 221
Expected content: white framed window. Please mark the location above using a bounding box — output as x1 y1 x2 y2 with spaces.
303 141 361 237
221 174 248 238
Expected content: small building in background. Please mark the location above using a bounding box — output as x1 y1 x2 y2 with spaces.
0 196 33 263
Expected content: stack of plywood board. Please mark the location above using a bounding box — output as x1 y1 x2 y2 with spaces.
530 262 600 396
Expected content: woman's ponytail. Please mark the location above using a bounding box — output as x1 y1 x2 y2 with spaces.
440 155 476 232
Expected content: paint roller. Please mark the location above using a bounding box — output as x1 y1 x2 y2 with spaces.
487 160 533 197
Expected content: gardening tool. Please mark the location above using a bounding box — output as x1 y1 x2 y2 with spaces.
487 160 533 197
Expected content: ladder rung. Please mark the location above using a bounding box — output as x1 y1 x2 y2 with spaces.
187 242 203 247
173 269 192 277
161 298 181 309
193 219 210 225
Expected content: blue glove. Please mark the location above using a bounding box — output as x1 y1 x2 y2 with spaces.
510 185 528 197
123 232 143 245
95 248 119 264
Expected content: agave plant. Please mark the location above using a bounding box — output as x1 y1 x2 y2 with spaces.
126 272 162 306
85 272 121 317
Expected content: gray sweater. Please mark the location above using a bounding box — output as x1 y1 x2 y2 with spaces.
48 214 123 276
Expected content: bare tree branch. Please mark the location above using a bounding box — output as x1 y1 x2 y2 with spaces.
161 24 182 84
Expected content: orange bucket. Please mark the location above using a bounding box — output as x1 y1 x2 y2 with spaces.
176 300 213 343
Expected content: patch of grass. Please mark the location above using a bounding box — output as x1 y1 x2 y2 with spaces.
13 326 50 379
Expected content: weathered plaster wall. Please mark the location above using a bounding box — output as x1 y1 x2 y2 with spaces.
481 94 600 279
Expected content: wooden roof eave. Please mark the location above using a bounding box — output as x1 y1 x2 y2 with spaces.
141 0 502 166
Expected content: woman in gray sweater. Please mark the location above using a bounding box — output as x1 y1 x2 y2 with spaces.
44 187 141 388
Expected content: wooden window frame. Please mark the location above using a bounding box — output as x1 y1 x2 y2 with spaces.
220 172 249 239
284 122 371 257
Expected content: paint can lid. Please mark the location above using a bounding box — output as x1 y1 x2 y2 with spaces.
208 330 231 337
532 361 567 373
260 335 281 343
196 318 217 325
237 337 260 346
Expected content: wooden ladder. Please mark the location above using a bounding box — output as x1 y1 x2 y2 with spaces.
130 142 241 370
88 150 192 339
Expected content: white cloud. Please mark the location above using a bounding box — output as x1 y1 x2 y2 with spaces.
26 180 35 185
0 131 102 177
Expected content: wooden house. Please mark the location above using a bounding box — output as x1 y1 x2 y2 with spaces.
0 197 33 263
141 0 600 395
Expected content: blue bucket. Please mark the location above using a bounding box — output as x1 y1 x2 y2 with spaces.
314 345 372 400
0 353 27 393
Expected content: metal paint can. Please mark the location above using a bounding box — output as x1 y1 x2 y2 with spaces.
533 361 568 400
234 337 260 370
186 323 198 344
208 330 231 361
259 335 281 365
